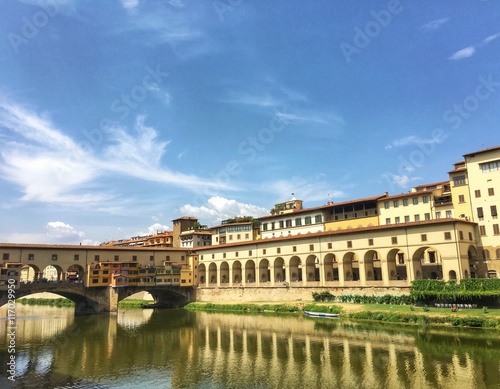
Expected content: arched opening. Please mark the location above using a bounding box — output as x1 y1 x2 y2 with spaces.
274 257 285 282
43 265 64 282
66 264 85 283
323 253 338 282
468 246 478 278
386 248 407 281
198 263 206 284
364 250 382 281
208 263 217 285
232 261 242 284
259 259 270 283
220 261 229 284
342 252 359 282
20 264 41 283
305 255 320 282
244 260 256 283
289 256 302 282
449 270 457 280
413 247 443 280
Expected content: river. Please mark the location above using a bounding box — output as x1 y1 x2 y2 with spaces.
1 304 499 389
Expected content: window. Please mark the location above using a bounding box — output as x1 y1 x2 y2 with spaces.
314 214 322 223
150 255 154 262
403 198 408 206
2 253 9 261
453 175 466 186
477 207 484 219
295 218 302 226
494 224 500 235
391 237 398 244
475 190 481 198
263 249 266 255
235 252 239 257
488 187 495 196
132 255 137 262
223 253 226 258
327 243 332 249
491 205 497 217
249 250 252 256
497 249 500 259
384 201 390 209
483 249 490 260
479 225 486 236
277 248 281 254
423 195 429 203
393 200 399 208
305 217 312 225
114 255 119 261
458 194 465 203
52 254 57 261
28 253 34 261
412 197 418 205
435 211 441 219
286 219 292 228
395 217 400 224
444 232 451 240
309 244 314 251
468 232 473 241
368 238 374 246
424 213 430 220
459 231 464 240
404 216 410 223
421 234 427 242
385 218 391 225
293 246 297 252
279 221 284 229
271 222 275 230
95 255 100 262
414 214 420 222
347 241 352 248
92 279 98 284
429 252 436 263
446 210 452 218
397 253 404 264
262 223 268 231
74 254 79 261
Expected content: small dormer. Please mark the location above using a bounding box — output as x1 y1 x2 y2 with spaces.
270 196 303 215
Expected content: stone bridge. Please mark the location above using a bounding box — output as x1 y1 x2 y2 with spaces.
0 282 196 315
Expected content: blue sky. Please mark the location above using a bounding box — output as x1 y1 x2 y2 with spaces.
1 0 499 245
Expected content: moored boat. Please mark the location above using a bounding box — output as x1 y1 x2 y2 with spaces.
304 311 340 318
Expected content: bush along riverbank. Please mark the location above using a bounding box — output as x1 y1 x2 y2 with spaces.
19 297 74 307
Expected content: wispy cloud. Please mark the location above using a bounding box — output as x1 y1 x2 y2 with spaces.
0 97 232 206
385 135 445 150
121 0 140 10
263 178 346 204
449 31 500 60
382 173 422 189
449 46 476 60
421 18 449 31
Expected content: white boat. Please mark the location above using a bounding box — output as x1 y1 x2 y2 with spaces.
304 311 340 318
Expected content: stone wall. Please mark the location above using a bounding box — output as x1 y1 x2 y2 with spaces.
196 286 411 303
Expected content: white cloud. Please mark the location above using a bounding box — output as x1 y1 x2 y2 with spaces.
180 196 268 225
147 222 170 235
0 97 232 206
482 32 500 45
421 18 449 31
383 174 422 189
45 221 84 239
448 46 475 60
385 135 445 150
121 0 140 9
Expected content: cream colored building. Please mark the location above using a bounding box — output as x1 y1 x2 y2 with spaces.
194 219 477 288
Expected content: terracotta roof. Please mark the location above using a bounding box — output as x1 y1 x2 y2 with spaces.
0 243 189 252
463 145 500 157
382 190 433 201
412 181 449 189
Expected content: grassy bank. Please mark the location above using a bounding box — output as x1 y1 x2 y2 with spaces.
118 299 156 309
185 301 500 329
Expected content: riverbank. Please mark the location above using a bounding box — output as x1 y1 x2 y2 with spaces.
185 301 500 329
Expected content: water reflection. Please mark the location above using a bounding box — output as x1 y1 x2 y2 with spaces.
0 307 499 388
